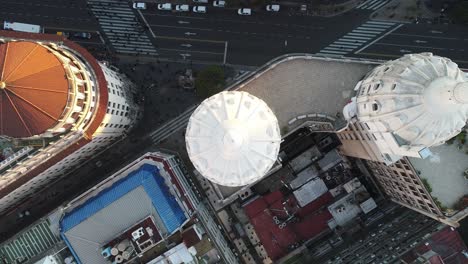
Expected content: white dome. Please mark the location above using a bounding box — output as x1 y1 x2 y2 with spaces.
185 91 281 187
356 53 468 147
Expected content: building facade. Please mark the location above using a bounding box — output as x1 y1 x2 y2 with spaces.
0 30 140 216
338 53 468 226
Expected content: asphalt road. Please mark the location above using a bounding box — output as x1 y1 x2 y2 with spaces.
140 6 372 65
355 22 468 68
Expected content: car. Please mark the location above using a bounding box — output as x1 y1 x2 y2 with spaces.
193 0 208 3
176 4 190 11
132 2 147 9
193 6 206 13
237 8 251 15
266 4 280 11
157 3 172 10
73 32 92 39
213 0 225 7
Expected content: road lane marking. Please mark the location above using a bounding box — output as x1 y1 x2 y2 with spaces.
355 23 403 54
155 35 225 44
150 24 213 31
141 13 206 19
159 48 223 55
374 42 447 50
223 41 228 64
390 33 458 40
138 9 156 38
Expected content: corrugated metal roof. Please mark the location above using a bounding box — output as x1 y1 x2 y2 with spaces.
61 164 186 233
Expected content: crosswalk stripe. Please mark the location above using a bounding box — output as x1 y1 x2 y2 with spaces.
356 27 386 32
367 1 385 9
350 31 377 35
362 0 379 8
370 1 389 10
367 20 395 26
316 19 399 57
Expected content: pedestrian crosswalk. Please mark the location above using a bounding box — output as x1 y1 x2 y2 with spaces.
316 20 399 57
87 0 157 56
356 0 390 10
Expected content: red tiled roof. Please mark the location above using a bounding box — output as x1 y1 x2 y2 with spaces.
0 41 69 138
244 191 332 260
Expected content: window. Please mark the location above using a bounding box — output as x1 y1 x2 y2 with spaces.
111 110 115 114
372 103 379 111
113 102 116 108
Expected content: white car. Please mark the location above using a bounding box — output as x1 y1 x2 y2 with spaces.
193 0 208 3
132 2 147 9
237 8 251 15
213 0 225 7
266 4 280 11
157 3 172 10
193 6 206 13
176 4 190 11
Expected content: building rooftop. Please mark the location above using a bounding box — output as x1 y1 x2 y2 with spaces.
243 191 333 260
237 55 378 131
186 91 281 187
409 143 468 209
60 164 188 264
0 41 69 138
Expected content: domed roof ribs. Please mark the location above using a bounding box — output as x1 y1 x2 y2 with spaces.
363 104 421 121
3 91 32 136
394 111 426 134
3 45 38 81
0 43 9 80
7 88 59 121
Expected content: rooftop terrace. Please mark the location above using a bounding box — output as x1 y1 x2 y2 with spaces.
236 55 379 131
409 143 468 209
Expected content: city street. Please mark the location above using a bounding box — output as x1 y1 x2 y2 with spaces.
356 23 468 68
140 7 371 65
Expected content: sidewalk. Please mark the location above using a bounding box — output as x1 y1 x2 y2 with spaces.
371 0 439 23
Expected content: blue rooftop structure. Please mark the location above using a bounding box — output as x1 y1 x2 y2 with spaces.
61 164 187 234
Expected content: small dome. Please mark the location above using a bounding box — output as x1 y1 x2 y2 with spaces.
356 53 468 147
185 91 281 187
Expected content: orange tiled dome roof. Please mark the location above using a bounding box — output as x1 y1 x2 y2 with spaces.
0 41 69 138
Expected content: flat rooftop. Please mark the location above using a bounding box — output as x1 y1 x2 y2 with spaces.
409 143 468 209
237 55 379 130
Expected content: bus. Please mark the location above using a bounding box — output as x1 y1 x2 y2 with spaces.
3 21 43 33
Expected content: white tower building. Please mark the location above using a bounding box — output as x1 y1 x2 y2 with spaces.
342 53 468 164
185 91 281 187
0 31 141 215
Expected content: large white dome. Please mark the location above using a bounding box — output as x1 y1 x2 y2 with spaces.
185 91 281 187
356 53 468 147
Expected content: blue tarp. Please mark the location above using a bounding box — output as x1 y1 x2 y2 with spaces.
60 164 186 233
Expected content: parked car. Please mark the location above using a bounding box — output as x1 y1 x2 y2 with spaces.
213 0 225 7
132 2 147 9
176 4 190 11
73 32 92 39
237 8 251 15
56 31 70 38
193 0 208 3
157 3 172 10
266 4 280 11
193 6 207 13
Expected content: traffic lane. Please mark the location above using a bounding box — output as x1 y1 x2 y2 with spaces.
157 47 224 63
394 23 468 39
146 15 325 39
358 45 468 68
154 37 225 54
0 11 97 31
226 37 288 65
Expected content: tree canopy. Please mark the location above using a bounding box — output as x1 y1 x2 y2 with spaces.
195 65 225 99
